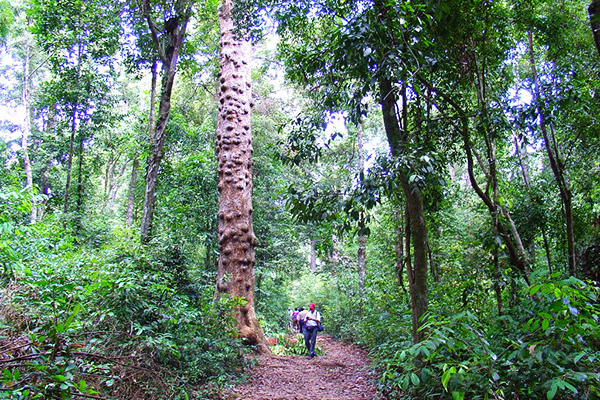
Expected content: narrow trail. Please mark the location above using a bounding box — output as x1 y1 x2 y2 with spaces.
226 335 380 400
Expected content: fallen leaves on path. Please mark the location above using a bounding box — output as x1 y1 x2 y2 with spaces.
226 335 380 400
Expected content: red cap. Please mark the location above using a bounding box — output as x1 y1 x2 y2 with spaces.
309 303 316 309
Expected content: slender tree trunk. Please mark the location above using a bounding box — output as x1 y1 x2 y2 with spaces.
310 239 317 273
64 108 77 216
589 0 600 57
103 158 111 204
394 208 406 292
330 234 340 270
357 120 366 291
379 77 428 344
415 73 531 284
63 41 83 219
140 17 189 243
215 0 269 354
126 156 139 228
514 135 552 268
527 31 576 275
20 38 36 223
109 162 127 209
128 58 156 228
75 136 85 217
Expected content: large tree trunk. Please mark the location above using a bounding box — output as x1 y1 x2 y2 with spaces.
527 31 576 276
215 0 269 354
379 77 429 345
590 0 600 57
140 13 189 243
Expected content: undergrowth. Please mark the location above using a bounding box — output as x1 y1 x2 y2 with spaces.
0 190 248 399
269 333 324 357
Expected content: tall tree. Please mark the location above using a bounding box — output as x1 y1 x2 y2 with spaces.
30 0 121 225
240 0 434 344
136 0 194 243
215 0 268 352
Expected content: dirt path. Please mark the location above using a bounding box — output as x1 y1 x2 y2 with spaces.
226 335 380 400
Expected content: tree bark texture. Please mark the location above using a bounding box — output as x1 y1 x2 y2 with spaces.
140 13 189 243
590 0 600 57
215 0 268 354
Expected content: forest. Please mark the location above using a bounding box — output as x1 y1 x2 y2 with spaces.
1 0 600 398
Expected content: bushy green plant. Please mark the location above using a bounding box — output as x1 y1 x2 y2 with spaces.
0 206 247 399
374 273 600 400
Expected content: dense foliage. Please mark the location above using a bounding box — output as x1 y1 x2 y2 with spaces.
0 0 599 398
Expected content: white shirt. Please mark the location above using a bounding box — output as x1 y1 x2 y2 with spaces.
305 310 321 327
298 309 307 323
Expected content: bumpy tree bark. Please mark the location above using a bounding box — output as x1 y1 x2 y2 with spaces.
590 0 600 57
215 0 269 353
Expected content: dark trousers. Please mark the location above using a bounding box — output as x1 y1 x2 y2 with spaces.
304 326 318 357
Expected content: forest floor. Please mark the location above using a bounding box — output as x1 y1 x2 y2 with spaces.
225 335 380 400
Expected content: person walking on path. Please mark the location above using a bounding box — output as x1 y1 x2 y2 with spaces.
298 307 307 334
303 303 321 359
291 308 300 332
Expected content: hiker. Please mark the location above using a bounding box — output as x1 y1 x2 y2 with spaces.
291 307 300 332
303 303 321 359
298 307 307 334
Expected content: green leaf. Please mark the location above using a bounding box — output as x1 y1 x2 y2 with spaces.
529 284 542 295
542 319 549 331
563 381 577 394
452 392 465 400
410 372 420 386
548 381 558 400
574 352 586 364
442 366 456 390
